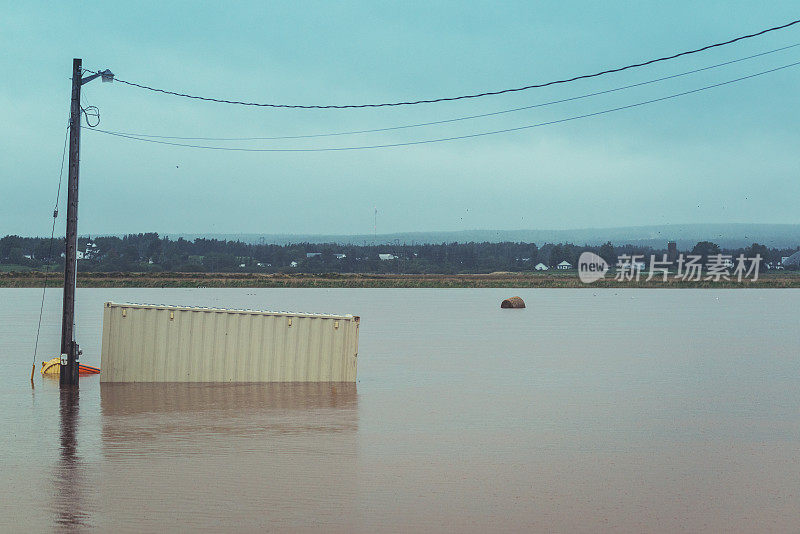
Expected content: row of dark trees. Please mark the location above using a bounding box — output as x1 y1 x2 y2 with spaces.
1 233 796 274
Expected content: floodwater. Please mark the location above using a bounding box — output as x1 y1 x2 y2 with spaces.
1 288 799 532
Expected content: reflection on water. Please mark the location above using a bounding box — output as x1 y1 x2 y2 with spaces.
96 383 358 531
49 383 359 531
101 383 358 457
101 382 357 416
54 387 91 530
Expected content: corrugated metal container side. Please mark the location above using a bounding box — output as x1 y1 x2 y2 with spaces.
100 302 360 383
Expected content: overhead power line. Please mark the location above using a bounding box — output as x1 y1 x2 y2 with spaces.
86 19 800 109
93 43 800 141
85 60 800 152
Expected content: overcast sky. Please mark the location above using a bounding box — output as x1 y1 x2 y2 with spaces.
2 1 800 237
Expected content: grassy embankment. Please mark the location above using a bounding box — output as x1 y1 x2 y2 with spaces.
1 270 799 288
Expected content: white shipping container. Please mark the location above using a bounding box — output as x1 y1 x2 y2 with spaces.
100 302 360 382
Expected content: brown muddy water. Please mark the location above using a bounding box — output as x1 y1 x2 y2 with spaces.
1 288 799 532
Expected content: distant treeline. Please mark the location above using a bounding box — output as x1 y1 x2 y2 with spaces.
1 233 797 274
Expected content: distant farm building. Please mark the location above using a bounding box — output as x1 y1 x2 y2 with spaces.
306 252 321 258
378 254 397 261
535 263 548 271
556 261 572 270
71 241 100 261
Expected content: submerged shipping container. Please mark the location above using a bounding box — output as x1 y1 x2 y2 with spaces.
100 302 360 382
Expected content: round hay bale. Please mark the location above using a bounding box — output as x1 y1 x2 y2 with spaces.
500 296 525 309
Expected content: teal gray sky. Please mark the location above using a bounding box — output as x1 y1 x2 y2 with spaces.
2 1 800 237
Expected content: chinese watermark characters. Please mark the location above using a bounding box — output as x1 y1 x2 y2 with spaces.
577 253 762 283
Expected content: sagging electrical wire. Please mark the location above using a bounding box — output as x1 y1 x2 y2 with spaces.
91 42 800 141
85 59 800 152
82 106 100 127
84 18 800 109
32 124 70 384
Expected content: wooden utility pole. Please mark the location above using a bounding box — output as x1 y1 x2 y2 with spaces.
60 58 83 387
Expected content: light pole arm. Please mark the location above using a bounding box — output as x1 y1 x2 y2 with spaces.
81 69 113 85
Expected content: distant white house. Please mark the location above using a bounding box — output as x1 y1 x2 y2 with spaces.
62 248 95 261
334 253 346 259
556 260 572 270
82 241 100 260
239 263 246 268
62 245 98 261
378 254 397 261
290 261 298 267
306 252 321 258
535 263 548 271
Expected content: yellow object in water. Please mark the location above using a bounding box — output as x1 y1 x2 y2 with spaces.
41 358 61 375
40 358 101 376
